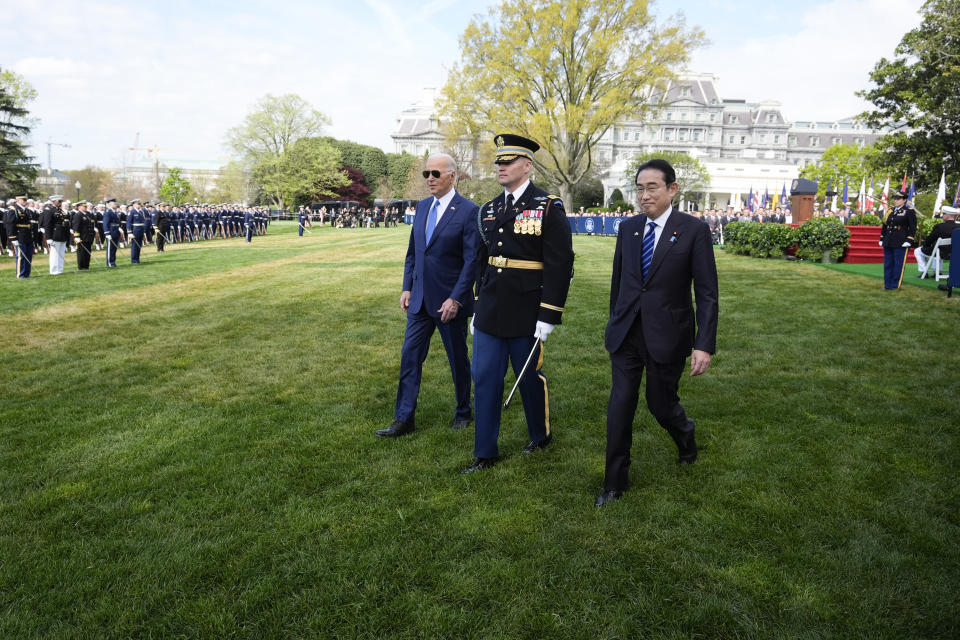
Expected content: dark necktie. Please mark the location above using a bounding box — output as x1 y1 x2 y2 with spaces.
641 221 656 281
507 193 514 212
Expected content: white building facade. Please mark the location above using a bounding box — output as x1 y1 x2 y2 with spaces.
391 73 887 209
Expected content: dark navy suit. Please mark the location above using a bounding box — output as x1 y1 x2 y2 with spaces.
394 191 480 425
603 208 718 491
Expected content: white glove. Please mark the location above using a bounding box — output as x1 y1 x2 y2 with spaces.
12 240 19 246
534 321 555 342
878 241 883 246
46 239 53 247
469 316 474 336
901 241 911 248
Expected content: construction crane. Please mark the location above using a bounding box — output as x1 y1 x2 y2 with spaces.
45 140 71 172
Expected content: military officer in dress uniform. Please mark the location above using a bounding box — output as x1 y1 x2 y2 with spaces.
126 199 147 264
879 188 917 289
462 134 575 474
102 199 121 267
5 195 35 277
154 203 170 251
71 200 97 270
44 197 73 275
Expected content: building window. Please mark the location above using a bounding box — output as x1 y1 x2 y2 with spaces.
710 113 716 122
693 130 702 142
709 132 716 142
759 134 767 143
774 135 781 144
728 135 735 144
855 137 864 146
680 112 687 120
789 135 797 145
730 115 739 124
680 86 691 97
810 122 817 129
766 113 776 123
634 131 640 141
678 129 687 141
831 136 840 145
810 136 820 147
664 129 672 141
696 113 703 121
740 135 747 145
666 112 672 120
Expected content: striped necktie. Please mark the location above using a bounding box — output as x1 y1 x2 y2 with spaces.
641 221 657 281
425 199 439 243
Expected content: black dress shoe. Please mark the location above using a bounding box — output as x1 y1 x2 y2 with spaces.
671 419 698 464
460 457 497 474
450 418 472 430
595 490 623 507
522 433 553 454
375 420 414 438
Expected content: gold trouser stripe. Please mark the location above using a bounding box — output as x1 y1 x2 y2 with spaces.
540 302 564 312
488 257 543 270
537 341 550 436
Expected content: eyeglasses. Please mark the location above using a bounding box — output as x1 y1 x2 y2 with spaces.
422 170 453 179
635 184 665 195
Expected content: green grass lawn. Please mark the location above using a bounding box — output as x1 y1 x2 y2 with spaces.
2 222 958 639
814 259 953 291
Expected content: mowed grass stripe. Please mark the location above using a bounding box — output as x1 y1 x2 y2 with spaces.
0 227 957 639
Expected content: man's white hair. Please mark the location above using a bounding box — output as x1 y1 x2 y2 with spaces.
427 153 457 173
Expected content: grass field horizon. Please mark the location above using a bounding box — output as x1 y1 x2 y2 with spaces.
2 221 958 638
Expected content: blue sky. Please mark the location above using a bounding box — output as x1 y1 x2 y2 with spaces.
1 0 923 171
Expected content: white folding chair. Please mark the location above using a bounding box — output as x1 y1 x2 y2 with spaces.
919 237 951 280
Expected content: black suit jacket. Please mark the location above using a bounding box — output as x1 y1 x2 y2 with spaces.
605 208 718 363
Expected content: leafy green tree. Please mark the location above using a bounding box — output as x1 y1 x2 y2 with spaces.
857 0 960 188
159 168 193 205
626 150 710 206
386 153 416 197
438 0 704 205
571 176 604 210
0 69 38 129
224 94 331 207
258 138 347 208
65 166 113 203
0 69 38 197
798 143 885 201
212 161 255 204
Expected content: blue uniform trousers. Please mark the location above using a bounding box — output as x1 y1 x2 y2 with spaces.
298 219 305 236
472 329 549 459
15 241 33 278
245 225 253 242
883 246 907 289
130 229 144 263
395 309 472 425
106 231 119 266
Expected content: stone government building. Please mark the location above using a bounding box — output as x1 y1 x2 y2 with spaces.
392 72 887 209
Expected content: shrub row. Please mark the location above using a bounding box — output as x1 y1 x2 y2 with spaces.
724 218 851 261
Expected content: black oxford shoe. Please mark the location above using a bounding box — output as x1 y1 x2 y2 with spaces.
375 420 414 438
450 419 472 430
522 434 553 454
595 490 623 507
460 457 497 474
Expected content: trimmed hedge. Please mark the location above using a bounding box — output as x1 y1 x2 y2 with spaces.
724 221 798 258
796 217 850 261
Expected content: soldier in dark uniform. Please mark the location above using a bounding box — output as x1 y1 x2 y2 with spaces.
5 195 34 278
71 200 97 270
0 199 9 256
244 207 254 242
879 188 917 289
463 134 575 474
915 205 959 276
144 202 156 244
126 199 146 264
93 203 105 250
154 203 170 251
102 199 121 267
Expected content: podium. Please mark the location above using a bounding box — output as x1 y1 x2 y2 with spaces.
790 178 818 225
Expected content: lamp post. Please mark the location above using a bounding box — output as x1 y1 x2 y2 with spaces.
75 180 81 200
